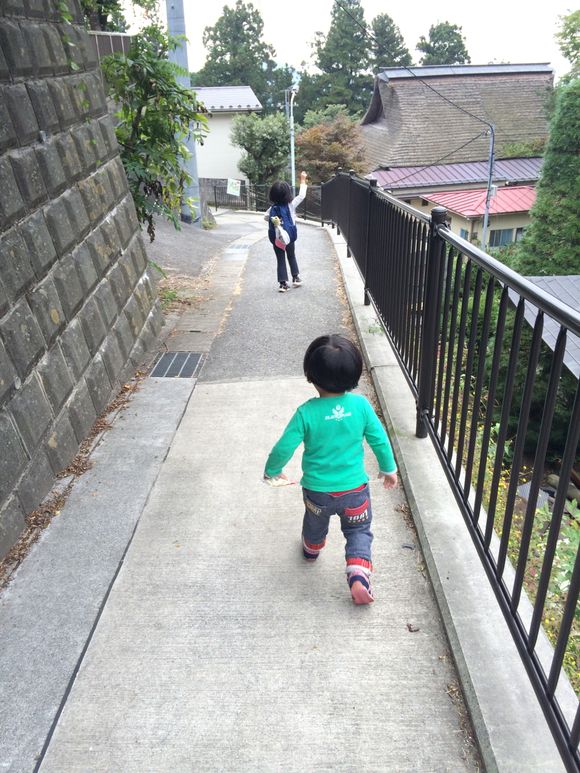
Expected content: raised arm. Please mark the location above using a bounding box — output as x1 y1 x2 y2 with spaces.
291 170 308 209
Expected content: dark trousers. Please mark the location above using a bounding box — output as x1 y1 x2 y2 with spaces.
273 242 299 283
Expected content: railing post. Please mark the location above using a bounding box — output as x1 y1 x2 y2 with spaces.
416 206 448 438
345 169 354 257
363 178 377 305
335 168 342 235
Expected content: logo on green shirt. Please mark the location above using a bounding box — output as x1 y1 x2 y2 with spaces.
325 404 352 422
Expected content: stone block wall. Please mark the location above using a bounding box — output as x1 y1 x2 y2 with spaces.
0 0 162 557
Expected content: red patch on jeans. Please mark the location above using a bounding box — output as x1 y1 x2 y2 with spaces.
346 557 373 571
304 538 326 550
344 499 369 516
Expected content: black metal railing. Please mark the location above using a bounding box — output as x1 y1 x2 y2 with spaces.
322 170 580 770
207 181 322 221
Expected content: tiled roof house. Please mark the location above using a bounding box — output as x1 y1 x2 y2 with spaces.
368 158 542 248
369 157 543 195
360 64 553 171
421 185 537 248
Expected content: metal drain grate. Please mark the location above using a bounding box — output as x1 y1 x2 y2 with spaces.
150 352 203 378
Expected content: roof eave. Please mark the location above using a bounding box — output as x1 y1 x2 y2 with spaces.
360 77 384 125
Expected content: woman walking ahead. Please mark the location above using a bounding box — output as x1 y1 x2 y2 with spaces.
265 171 308 292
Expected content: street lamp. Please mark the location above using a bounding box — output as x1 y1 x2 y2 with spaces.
289 85 298 191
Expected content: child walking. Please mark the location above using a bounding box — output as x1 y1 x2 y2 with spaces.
265 171 308 292
264 334 398 605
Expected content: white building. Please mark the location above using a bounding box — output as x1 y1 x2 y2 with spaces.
194 85 262 182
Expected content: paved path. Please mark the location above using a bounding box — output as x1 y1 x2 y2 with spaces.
0 214 480 771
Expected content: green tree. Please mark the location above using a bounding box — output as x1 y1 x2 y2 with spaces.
80 0 157 31
370 13 412 70
302 104 350 129
193 1 274 94
513 78 580 275
102 26 208 240
556 10 580 77
192 0 293 114
314 0 371 115
496 138 546 159
263 62 296 114
417 21 471 65
292 70 328 124
296 114 367 183
231 113 289 185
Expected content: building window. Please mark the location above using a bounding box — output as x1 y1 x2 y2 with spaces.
489 228 514 248
459 228 469 240
515 227 526 242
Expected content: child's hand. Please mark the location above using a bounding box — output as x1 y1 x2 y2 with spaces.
300 170 308 183
263 473 296 487
271 215 281 227
380 472 398 489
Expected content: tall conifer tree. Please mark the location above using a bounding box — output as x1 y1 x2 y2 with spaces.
515 78 580 275
370 13 412 70
192 1 293 113
417 21 471 65
314 0 371 115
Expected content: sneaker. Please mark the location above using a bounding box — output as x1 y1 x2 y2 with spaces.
292 276 303 287
278 282 289 293
348 573 374 605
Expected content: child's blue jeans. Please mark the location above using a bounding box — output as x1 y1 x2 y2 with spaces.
302 484 373 564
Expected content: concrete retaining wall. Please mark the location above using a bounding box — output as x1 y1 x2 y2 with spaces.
0 0 162 558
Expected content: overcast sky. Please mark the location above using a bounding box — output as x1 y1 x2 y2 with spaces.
170 0 573 80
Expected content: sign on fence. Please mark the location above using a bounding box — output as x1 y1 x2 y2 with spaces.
226 178 241 197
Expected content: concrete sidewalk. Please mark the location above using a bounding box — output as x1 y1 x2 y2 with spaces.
0 212 564 771
39 378 476 772
8 213 479 772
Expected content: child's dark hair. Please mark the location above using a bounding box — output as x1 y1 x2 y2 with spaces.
268 180 293 205
303 335 363 393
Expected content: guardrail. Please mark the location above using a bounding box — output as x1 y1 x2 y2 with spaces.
322 170 580 770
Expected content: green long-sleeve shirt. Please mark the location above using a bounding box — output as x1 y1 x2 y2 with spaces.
264 393 396 491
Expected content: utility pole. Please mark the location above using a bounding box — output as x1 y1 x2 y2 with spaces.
165 0 201 224
481 125 495 250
